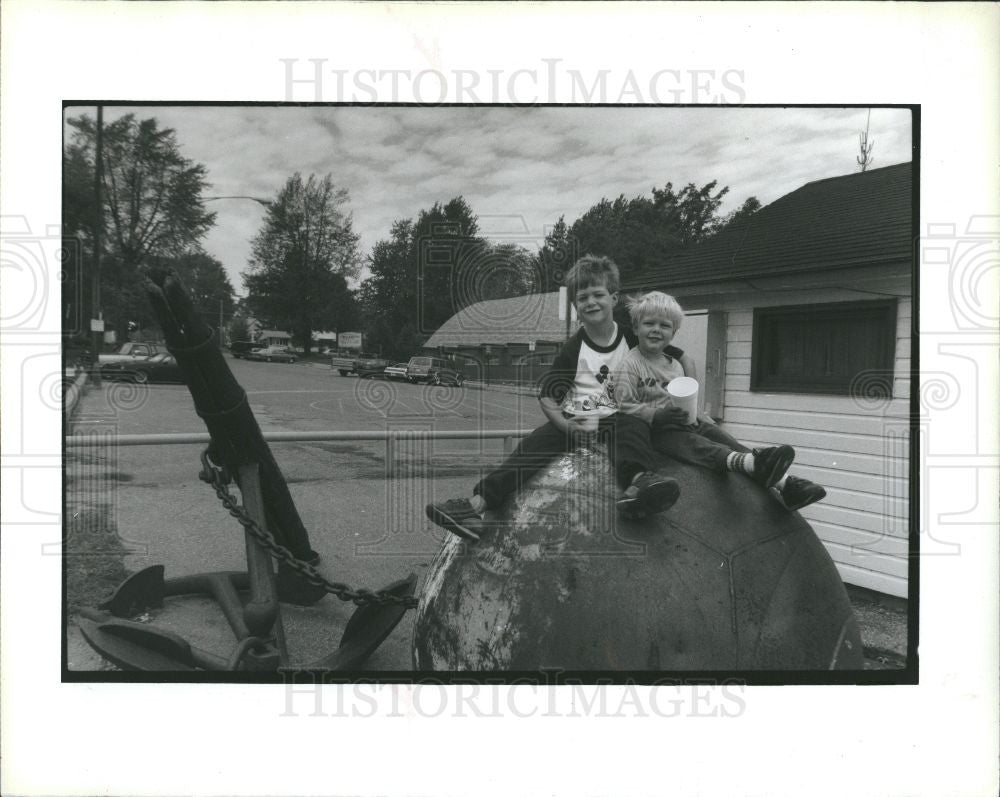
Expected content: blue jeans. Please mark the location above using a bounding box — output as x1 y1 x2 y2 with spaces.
474 413 658 510
651 421 750 472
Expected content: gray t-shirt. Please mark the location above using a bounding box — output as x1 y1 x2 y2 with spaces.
615 347 687 424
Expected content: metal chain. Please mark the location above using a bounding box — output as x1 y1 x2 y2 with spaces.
199 450 418 609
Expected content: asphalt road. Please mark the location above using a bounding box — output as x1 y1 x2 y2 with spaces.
67 357 546 671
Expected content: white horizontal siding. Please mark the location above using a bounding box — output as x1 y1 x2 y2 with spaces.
718 292 913 599
724 406 908 436
723 423 908 458
834 562 909 598
811 520 911 556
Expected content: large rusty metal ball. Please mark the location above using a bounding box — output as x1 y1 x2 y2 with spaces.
413 443 863 670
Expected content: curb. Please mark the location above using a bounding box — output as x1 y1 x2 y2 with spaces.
303 361 539 397
65 367 89 420
463 381 537 398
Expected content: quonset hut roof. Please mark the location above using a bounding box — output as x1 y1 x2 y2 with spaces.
424 291 570 348
622 161 913 292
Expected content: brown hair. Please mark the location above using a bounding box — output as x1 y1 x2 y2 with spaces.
563 254 620 300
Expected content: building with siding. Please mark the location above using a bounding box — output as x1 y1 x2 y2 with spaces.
256 328 291 347
622 162 914 599
422 291 573 383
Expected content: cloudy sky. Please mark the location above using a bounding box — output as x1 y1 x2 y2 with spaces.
66 105 912 295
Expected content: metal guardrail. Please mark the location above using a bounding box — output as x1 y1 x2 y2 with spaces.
66 429 534 449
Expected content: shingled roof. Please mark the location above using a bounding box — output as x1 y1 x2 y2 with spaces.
424 291 570 348
622 161 913 291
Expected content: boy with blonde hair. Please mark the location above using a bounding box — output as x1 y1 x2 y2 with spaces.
426 256 681 541
616 290 826 511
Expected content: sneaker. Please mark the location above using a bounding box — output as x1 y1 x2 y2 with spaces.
426 498 484 541
750 445 795 489
616 471 681 519
774 475 826 512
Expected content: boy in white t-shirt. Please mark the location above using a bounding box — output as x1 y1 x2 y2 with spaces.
426 256 681 541
616 291 827 511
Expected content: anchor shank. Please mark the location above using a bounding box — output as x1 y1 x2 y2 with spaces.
237 463 288 666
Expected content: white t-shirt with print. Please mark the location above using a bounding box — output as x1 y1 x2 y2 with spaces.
564 324 633 418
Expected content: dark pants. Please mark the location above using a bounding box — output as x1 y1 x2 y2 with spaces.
652 421 750 472
474 414 658 510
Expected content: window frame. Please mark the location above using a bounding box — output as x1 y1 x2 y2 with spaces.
749 299 898 397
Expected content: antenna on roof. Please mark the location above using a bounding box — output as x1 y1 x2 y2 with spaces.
857 109 875 172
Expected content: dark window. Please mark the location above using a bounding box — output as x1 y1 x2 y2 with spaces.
750 300 897 396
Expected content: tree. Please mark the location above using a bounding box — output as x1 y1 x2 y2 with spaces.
229 314 252 344
243 173 361 354
64 113 216 339
470 242 538 303
411 197 488 334
164 252 236 340
537 215 575 293
358 196 540 360
360 219 419 359
711 196 762 235
566 180 733 285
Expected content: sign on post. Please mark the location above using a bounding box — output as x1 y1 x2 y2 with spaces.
338 332 362 349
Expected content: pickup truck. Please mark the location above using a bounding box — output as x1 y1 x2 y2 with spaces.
330 351 390 377
354 354 390 379
98 341 166 366
331 350 366 376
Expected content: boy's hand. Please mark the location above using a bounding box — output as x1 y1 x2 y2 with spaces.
653 406 694 429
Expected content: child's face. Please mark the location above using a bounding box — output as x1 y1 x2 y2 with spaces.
635 309 676 355
573 280 617 328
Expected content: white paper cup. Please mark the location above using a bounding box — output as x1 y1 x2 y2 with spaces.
667 376 699 424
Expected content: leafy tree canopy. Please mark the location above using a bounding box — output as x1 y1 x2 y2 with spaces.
63 112 216 340
358 197 537 360
561 181 734 282
243 173 361 353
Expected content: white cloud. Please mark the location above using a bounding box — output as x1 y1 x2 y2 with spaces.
66 105 912 294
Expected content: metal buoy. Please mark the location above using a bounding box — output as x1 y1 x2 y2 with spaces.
413 442 863 671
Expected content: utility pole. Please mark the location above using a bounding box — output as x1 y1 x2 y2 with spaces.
203 196 271 350
90 106 104 386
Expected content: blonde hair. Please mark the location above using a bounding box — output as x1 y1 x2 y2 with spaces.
564 254 620 301
627 291 685 331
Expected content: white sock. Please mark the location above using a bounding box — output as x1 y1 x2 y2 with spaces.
469 494 486 514
774 475 788 490
725 451 756 475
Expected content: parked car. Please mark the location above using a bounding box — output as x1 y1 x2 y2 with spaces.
229 340 258 359
406 356 464 386
355 354 390 379
100 352 183 384
331 350 383 376
331 350 369 376
383 362 410 381
246 345 297 363
98 341 167 367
